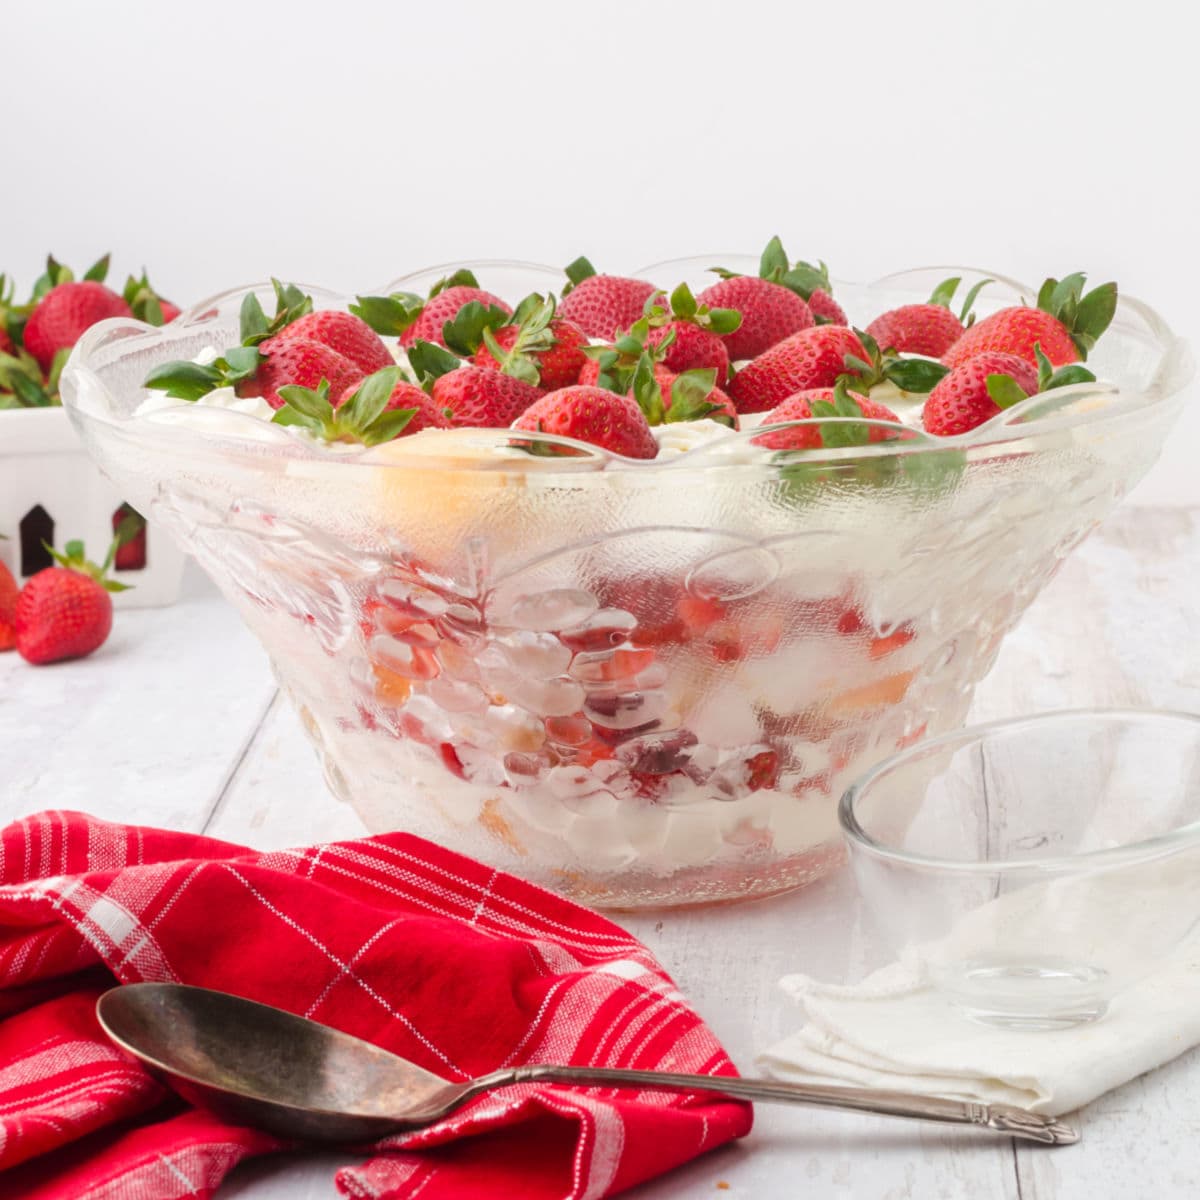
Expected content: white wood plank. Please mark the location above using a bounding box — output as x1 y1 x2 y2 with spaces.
0 563 276 832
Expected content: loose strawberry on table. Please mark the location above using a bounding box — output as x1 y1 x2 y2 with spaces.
865 276 990 358
556 257 658 341
943 273 1117 369
12 528 135 666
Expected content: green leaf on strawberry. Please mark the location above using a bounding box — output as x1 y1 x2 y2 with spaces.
1034 342 1097 393
441 300 511 356
274 366 416 447
83 254 111 284
562 256 596 294
406 339 463 392
839 327 950 395
1034 273 1118 358
477 294 558 385
349 292 425 337
429 269 479 298
984 374 1032 409
808 378 871 448
47 532 132 594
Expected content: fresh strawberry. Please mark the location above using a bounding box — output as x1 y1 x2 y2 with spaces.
274 310 394 374
275 366 450 444
866 276 990 357
513 385 658 458
728 325 867 413
350 269 512 351
645 364 738 427
469 295 588 390
641 283 741 382
123 271 182 326
752 382 903 451
806 289 848 325
700 236 847 359
557 256 657 341
240 335 363 410
943 273 1117 369
403 286 511 350
13 536 132 665
577 354 736 427
696 275 812 361
923 346 1096 436
432 363 544 428
0 558 17 651
23 281 132 372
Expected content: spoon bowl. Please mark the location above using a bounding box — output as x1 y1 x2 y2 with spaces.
96 983 1080 1146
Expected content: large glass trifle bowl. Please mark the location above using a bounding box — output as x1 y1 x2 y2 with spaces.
59 262 1191 907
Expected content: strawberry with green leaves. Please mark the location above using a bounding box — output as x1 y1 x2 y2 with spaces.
144 281 365 410
556 257 658 341
405 339 545 429
13 524 138 665
629 353 738 428
513 385 658 459
943 273 1117 369
698 236 845 360
866 276 991 358
641 283 741 383
351 270 512 351
752 379 904 452
729 325 950 414
273 365 448 445
923 345 1096 436
272 310 394 374
467 294 588 390
22 254 132 374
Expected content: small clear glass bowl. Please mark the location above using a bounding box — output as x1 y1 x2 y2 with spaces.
60 263 1192 909
840 709 1200 1029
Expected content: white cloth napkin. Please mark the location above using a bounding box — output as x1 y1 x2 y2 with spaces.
760 935 1200 1115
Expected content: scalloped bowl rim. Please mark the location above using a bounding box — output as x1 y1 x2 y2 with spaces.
61 260 1193 473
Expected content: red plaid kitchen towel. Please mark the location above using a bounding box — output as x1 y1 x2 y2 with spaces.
0 811 751 1199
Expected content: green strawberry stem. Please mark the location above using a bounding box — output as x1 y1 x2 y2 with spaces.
45 529 133 593
629 352 725 426
641 283 742 335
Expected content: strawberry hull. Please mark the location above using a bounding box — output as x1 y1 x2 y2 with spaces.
60 266 1192 908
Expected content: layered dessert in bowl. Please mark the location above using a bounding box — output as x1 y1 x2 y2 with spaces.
59 250 1192 907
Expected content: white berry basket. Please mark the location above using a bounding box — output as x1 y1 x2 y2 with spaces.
0 407 185 607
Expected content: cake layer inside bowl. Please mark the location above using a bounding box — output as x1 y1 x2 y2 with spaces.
59 265 1192 906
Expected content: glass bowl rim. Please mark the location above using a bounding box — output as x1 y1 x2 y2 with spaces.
61 261 1194 474
838 707 1200 873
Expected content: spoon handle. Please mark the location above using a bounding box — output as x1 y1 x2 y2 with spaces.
487 1065 1078 1145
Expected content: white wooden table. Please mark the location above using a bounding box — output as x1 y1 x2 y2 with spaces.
3 505 1198 1199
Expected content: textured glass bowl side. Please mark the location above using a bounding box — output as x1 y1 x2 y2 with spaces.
58 267 1193 908
838 710 1200 1025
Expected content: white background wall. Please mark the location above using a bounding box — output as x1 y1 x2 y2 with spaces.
6 0 1198 501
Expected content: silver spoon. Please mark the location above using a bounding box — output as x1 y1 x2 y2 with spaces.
96 983 1079 1146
